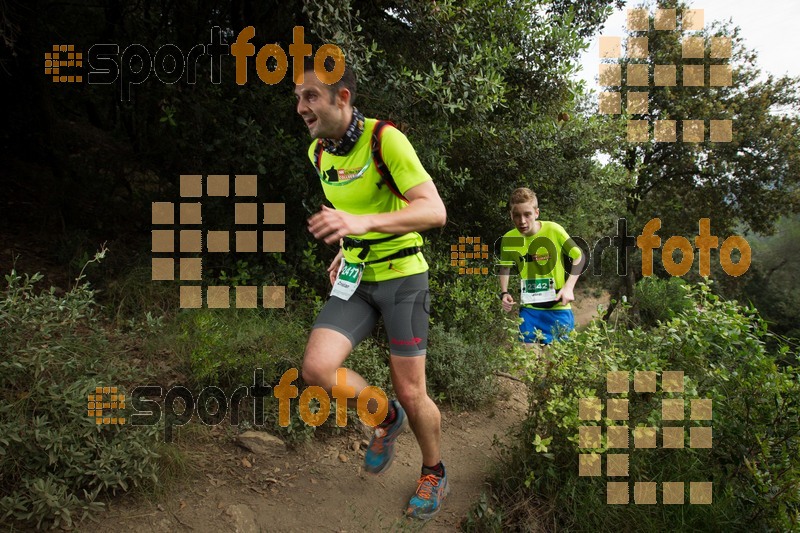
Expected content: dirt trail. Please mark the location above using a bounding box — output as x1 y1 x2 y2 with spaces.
86 292 607 532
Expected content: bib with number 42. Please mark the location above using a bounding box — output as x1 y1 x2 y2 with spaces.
520 278 556 305
330 260 364 301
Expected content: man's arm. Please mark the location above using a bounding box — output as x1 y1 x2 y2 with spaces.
555 252 584 305
498 265 515 313
363 180 446 233
498 266 511 293
307 180 446 244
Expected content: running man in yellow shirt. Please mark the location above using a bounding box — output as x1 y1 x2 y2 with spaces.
295 56 449 519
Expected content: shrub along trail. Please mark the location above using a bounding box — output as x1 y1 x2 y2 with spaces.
86 295 607 532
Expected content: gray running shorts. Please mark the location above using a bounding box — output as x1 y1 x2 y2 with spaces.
312 271 430 356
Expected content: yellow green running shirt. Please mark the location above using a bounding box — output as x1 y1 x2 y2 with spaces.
307 118 432 282
499 222 583 310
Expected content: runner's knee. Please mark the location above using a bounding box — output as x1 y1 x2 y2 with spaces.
300 347 336 388
395 385 428 414
300 359 335 388
301 328 352 387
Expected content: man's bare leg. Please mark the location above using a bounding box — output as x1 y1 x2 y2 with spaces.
301 327 365 410
388 354 441 467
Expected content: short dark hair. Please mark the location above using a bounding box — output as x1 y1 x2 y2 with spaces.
302 55 357 105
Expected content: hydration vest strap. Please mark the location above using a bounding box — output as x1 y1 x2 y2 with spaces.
315 120 416 263
342 234 406 260
363 246 422 265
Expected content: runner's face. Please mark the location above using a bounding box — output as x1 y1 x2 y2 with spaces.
510 201 539 236
295 72 350 140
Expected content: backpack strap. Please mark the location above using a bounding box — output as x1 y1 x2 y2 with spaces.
313 140 324 175
372 120 409 203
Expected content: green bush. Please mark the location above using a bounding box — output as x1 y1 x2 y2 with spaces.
428 255 509 346
169 304 394 443
634 276 693 327
0 270 166 530
166 254 508 436
737 214 800 342
102 262 178 324
426 324 500 409
470 282 800 531
190 253 510 409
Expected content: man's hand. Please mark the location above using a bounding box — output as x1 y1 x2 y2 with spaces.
308 205 370 245
501 293 515 313
555 286 575 306
327 249 344 286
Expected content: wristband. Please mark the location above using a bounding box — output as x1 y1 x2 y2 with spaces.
498 291 509 300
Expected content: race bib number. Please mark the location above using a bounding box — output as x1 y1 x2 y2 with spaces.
330 260 364 301
520 278 556 304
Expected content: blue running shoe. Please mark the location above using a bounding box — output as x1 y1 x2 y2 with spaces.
364 399 407 475
406 467 449 520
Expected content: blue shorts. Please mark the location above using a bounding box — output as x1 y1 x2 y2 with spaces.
519 307 575 344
